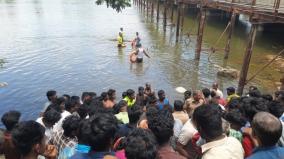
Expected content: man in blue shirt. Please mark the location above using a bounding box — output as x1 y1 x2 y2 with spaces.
157 90 170 110
247 112 284 159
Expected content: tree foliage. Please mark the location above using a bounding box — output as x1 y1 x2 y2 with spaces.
95 0 132 12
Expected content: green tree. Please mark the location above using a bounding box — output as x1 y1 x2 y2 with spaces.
95 0 132 12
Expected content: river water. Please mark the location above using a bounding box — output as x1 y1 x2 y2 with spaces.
0 0 283 120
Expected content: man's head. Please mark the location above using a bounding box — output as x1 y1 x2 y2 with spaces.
138 86 144 95
126 89 135 100
192 90 202 101
125 128 157 159
62 94 70 101
88 113 118 151
268 100 284 118
252 112 282 147
81 92 91 104
241 97 268 122
174 100 184 111
136 32 139 36
202 88 211 98
107 89 116 101
62 115 81 138
192 104 223 141
65 100 77 113
212 82 219 90
46 90 57 103
42 108 61 128
248 89 261 98
1 110 21 132
145 83 151 90
128 105 143 124
56 97 66 111
184 90 192 100
12 121 46 157
117 100 128 112
158 90 165 101
147 107 174 145
120 27 123 31
226 87 236 96
224 109 246 130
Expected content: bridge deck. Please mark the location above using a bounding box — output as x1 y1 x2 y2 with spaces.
182 0 284 23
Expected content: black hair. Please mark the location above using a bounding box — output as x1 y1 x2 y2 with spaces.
71 96 80 104
252 112 282 147
261 94 273 102
241 97 268 122
157 90 165 96
210 90 217 98
202 88 211 98
12 121 45 156
107 89 116 101
223 109 246 127
122 92 127 99
184 90 192 100
100 92 109 101
125 128 157 159
46 103 62 113
138 86 144 91
56 97 66 106
62 94 70 101
226 87 236 94
77 119 91 145
46 90 56 101
192 104 223 140
81 92 90 101
268 100 284 118
88 113 118 151
62 115 81 138
88 92 97 98
248 89 261 98
88 99 105 116
43 108 61 126
65 100 76 112
1 110 21 131
116 100 127 111
174 100 184 111
147 108 174 145
128 105 143 124
77 104 88 119
126 89 135 97
146 94 157 105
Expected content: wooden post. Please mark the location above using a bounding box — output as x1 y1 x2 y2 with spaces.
146 0 149 17
224 11 237 59
151 1 154 22
176 2 181 42
237 24 257 95
171 1 174 22
195 9 206 60
181 3 185 31
157 0 160 22
163 0 168 31
144 0 146 11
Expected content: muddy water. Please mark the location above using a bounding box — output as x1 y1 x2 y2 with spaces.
0 0 283 120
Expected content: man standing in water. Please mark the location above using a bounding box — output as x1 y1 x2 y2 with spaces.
131 32 141 48
117 32 125 47
130 43 150 63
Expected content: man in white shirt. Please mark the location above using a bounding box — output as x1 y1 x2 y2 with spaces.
192 104 244 159
212 83 223 98
36 108 61 141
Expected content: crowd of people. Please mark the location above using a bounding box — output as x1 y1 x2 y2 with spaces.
0 82 283 159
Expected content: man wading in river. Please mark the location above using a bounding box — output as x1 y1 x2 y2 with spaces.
129 43 150 63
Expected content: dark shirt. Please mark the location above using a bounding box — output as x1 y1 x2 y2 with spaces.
115 124 136 140
1 132 21 159
70 151 116 159
158 144 186 159
246 146 284 159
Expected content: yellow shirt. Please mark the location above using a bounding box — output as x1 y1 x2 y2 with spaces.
227 94 240 102
117 36 123 45
123 96 135 107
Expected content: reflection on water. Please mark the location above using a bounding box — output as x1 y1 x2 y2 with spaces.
0 0 283 120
